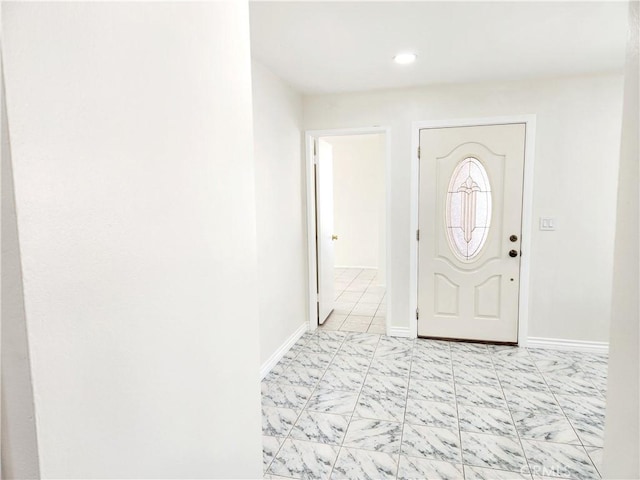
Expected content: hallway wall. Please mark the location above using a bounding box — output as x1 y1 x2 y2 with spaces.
252 60 308 367
304 73 624 343
603 1 639 476
2 2 263 478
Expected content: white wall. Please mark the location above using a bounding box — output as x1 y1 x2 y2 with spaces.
326 134 385 279
304 73 623 342
251 60 308 366
1 70 40 478
603 1 639 477
2 3 263 478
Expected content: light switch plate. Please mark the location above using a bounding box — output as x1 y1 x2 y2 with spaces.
539 217 556 231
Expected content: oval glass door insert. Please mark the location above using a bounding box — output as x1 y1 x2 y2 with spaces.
445 157 492 262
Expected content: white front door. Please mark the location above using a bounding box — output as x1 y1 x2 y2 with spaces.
417 124 526 343
316 139 336 324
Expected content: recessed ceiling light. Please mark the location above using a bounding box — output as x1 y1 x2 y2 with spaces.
393 52 417 65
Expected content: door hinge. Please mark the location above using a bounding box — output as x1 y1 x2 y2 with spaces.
313 139 318 164
416 308 419 320
416 229 420 241
417 146 421 159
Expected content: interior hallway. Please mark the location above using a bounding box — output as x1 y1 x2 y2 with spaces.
262 331 607 479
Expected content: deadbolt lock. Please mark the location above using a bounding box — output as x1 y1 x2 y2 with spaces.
510 235 518 242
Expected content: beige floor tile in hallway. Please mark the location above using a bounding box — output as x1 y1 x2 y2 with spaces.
320 268 386 334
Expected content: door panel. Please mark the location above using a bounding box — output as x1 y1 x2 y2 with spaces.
418 124 526 342
316 139 335 324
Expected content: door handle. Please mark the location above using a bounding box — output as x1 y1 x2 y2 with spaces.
332 235 338 241
509 249 518 258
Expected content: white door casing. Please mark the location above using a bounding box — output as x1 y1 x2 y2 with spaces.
417 124 526 342
316 139 336 323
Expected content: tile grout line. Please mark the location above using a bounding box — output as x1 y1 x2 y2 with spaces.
263 331 346 477
451 346 482 479
527 349 603 478
489 348 535 479
393 338 417 480
327 332 382 480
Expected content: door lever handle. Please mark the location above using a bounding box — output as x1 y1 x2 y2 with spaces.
332 235 338 241
508 250 518 258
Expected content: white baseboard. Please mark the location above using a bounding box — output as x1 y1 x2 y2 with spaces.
260 323 308 380
527 336 609 354
388 326 413 338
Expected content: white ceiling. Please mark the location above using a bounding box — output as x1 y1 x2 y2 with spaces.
249 1 629 94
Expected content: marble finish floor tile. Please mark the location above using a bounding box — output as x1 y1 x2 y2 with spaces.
488 345 531 359
412 347 452 365
263 435 283 472
408 379 456 403
375 343 413 358
411 361 454 383
522 440 600 479
566 414 605 447
461 431 528 474
263 363 289 384
277 365 323 388
453 366 501 387
262 334 608 480
331 447 398 480
555 394 606 421
361 374 408 398
397 456 464 480
451 353 494 369
368 355 411 377
315 331 350 342
339 341 376 357
355 392 407 422
455 384 507 409
318 367 365 392
343 418 403 454
345 332 380 345
496 369 549 392
290 353 334 370
289 411 349 446
405 399 458 429
262 382 312 410
491 356 538 373
464 465 532 479
544 373 601 397
306 389 359 416
533 358 581 376
268 438 339 480
585 447 603 476
512 411 581 445
263 407 299 437
330 354 371 373
503 389 562 416
302 339 343 355
450 342 488 354
457 405 517 437
401 424 461 463
415 338 451 350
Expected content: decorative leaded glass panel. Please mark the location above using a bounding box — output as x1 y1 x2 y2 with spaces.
445 157 492 261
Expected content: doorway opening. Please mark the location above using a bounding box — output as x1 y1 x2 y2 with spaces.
305 127 391 334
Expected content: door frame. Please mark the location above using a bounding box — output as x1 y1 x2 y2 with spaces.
409 115 537 345
305 126 392 333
